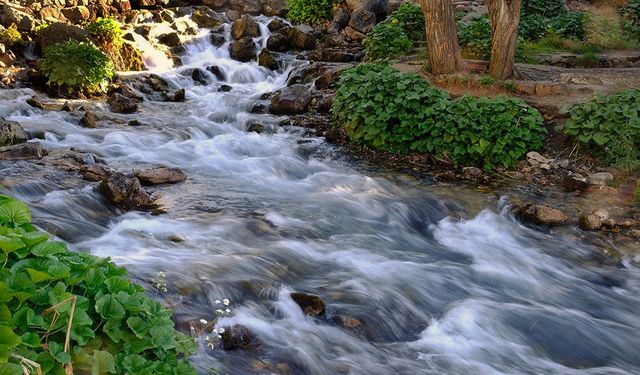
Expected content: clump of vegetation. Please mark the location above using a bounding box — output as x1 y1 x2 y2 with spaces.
332 64 546 169
561 88 640 170
33 22 50 36
0 24 22 48
0 194 197 374
285 0 335 24
521 0 566 18
364 23 412 61
457 15 494 60
624 0 640 39
86 17 124 48
386 2 425 40
40 40 114 95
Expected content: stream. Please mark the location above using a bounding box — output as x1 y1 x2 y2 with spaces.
1 16 640 375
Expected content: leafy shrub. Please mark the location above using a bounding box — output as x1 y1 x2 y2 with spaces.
519 14 549 41
40 40 114 95
0 194 197 374
457 16 493 59
332 64 546 168
33 22 49 36
364 23 413 61
86 17 124 48
549 11 587 40
623 0 640 39
561 89 640 170
386 3 425 40
522 0 566 18
285 0 335 24
0 24 22 47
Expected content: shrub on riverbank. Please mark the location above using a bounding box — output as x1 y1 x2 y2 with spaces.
561 88 640 170
0 24 22 48
0 194 197 374
285 0 335 24
86 17 124 49
332 64 546 169
363 3 424 61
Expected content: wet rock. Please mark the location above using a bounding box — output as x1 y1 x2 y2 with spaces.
158 32 182 47
0 142 45 160
128 120 144 126
61 6 90 24
564 173 591 192
80 164 113 182
315 65 348 89
247 122 266 133
619 219 637 228
191 8 227 29
270 85 311 115
80 111 101 128
191 68 210 85
579 213 602 231
344 26 367 42
229 36 256 62
290 292 325 316
210 32 226 46
37 22 91 52
266 32 290 52
288 26 316 50
515 204 568 227
164 88 186 102
0 118 28 146
60 101 75 112
26 96 60 111
258 49 278 70
171 19 198 36
108 93 138 114
348 8 376 34
602 218 617 229
589 172 614 186
220 325 258 351
231 14 260 40
206 65 226 81
218 85 233 92
629 229 640 239
120 83 143 102
134 167 187 186
267 18 286 32
97 171 155 210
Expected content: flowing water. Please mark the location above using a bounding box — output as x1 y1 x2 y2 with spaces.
2 16 640 375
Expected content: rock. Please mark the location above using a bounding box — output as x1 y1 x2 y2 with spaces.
526 151 554 168
120 83 143 102
0 142 44 160
316 96 333 113
108 94 138 114
164 88 186 102
60 6 90 23
231 14 260 40
158 32 182 47
26 96 61 111
348 8 377 34
463 167 482 180
218 85 233 92
37 22 91 52
346 0 389 15
515 204 568 227
344 26 367 42
210 32 226 46
270 85 311 115
333 7 351 27
2 3 35 32
246 122 266 133
579 213 602 230
267 18 286 32
134 167 187 186
589 172 614 186
266 32 291 52
290 292 325 316
602 218 617 229
191 68 210 85
0 118 28 146
80 164 113 182
97 171 155 210
629 229 640 239
128 120 144 126
258 49 278 70
593 209 610 221
619 219 637 228
315 65 347 89
229 37 256 62
563 173 591 192
324 129 341 144
80 111 101 128
288 27 316 50
206 65 226 81
220 325 258 351
191 8 227 28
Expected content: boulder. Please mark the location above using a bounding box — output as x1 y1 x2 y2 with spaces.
267 18 287 32
220 325 258 351
290 292 325 316
231 14 260 40
0 118 28 146
206 65 226 81
270 85 311 115
229 36 256 62
579 212 602 230
80 111 101 128
191 8 228 28
0 142 44 160
97 171 155 210
2 4 35 32
348 8 377 34
39 6 68 23
589 172 614 186
158 32 182 47
60 6 90 24
163 88 186 102
266 32 290 52
190 68 210 85
134 167 187 185
515 204 568 227
37 22 91 52
258 49 278 70
563 173 591 192
344 26 367 42
108 93 138 114
315 65 348 89
288 26 316 50
80 164 113 182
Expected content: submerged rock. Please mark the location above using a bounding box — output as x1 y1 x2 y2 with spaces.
515 204 568 227
564 173 591 192
290 292 325 316
0 118 28 146
97 171 155 210
134 167 187 186
0 142 44 160
80 111 101 128
220 325 259 351
108 93 138 114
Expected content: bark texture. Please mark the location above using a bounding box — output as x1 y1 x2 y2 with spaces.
487 0 522 80
418 0 464 75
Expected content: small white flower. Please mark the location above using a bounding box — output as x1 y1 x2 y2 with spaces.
222 298 230 306
217 335 222 339
216 309 224 315
225 308 231 314
214 300 221 304
200 319 208 325
212 329 218 334
218 328 225 334
205 336 210 341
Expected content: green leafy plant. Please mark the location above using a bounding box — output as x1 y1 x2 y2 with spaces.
33 22 50 36
332 64 546 168
0 194 197 374
86 17 124 48
457 15 493 59
561 89 640 170
549 11 587 41
40 40 114 95
522 0 566 18
0 24 22 48
386 3 425 40
625 0 640 39
364 23 413 61
478 75 494 86
285 0 335 24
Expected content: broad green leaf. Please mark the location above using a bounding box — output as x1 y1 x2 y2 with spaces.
0 201 31 225
91 350 115 375
26 268 52 283
0 326 20 349
0 363 24 374
20 332 40 348
30 241 66 257
95 294 125 320
150 325 176 350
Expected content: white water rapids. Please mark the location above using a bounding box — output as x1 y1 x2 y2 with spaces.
1 16 640 375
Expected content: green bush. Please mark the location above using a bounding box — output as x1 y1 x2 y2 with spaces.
285 0 335 24
519 14 550 41
0 194 197 374
86 17 124 48
549 11 587 41
0 24 22 47
561 89 640 170
364 23 413 61
386 3 425 40
332 64 546 168
457 16 493 59
624 0 640 39
40 40 114 95
522 0 566 18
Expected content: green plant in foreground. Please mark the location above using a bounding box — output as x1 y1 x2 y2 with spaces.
285 0 335 24
561 89 640 170
0 24 22 47
0 194 197 374
40 40 114 95
364 23 412 61
86 17 124 48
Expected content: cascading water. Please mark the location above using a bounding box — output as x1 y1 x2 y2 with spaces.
1 14 640 375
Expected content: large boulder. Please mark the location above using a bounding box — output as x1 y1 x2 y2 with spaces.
191 8 228 28
108 93 138 114
515 204 568 227
0 142 44 160
97 171 155 210
288 26 316 50
60 6 91 24
37 22 92 52
270 85 311 115
2 3 36 32
229 36 256 62
348 8 377 34
134 167 187 186
231 14 260 40
258 49 278 70
0 118 28 146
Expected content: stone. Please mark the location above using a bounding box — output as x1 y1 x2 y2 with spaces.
220 325 258 351
2 4 35 32
463 167 483 180
563 173 591 192
210 32 226 46
258 49 278 70
526 151 554 168
39 6 68 23
120 83 143 102
288 27 316 50
191 8 227 29
134 167 187 186
108 93 138 114
344 26 367 42
231 14 260 40
315 65 347 89
97 171 155 210
270 85 311 115
267 18 286 32
589 172 614 186
80 164 113 182
266 32 290 52
164 88 186 102
218 85 233 92
247 122 266 133
206 65 226 81
60 6 90 23
229 37 256 62
191 68 210 85
0 118 28 146
37 22 91 52
515 204 568 227
629 229 640 239
602 218 617 229
128 120 144 126
80 111 101 128
290 292 325 316
579 213 602 230
348 8 376 34
324 129 342 144
619 219 637 228
0 142 44 160
158 32 182 47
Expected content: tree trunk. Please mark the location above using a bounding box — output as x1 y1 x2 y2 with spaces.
487 0 521 80
417 0 463 75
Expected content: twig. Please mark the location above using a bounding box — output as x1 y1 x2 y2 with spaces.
43 296 77 375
